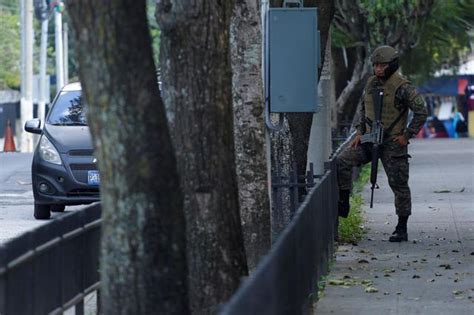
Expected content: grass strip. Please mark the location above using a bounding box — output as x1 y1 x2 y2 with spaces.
338 164 370 244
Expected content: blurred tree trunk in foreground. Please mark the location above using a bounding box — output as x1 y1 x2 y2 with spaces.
69 1 188 313
156 1 248 313
230 0 271 271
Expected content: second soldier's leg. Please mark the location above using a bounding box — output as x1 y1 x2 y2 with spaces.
381 141 411 242
337 144 370 217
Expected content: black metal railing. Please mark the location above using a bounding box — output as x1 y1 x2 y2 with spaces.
220 134 356 315
272 162 320 220
0 204 102 315
220 159 338 314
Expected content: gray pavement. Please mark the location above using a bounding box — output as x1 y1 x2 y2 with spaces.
315 138 474 314
0 152 83 244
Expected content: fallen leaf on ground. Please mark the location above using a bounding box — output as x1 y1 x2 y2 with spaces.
412 275 421 279
365 286 378 293
453 290 464 296
328 279 345 285
361 280 373 286
358 259 369 264
433 190 451 193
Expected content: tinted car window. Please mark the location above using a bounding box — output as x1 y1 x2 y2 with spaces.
47 91 88 125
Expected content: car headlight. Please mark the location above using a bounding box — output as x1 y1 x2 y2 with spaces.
39 136 62 165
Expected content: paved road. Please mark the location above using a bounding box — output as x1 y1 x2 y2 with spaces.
0 152 83 244
315 138 474 314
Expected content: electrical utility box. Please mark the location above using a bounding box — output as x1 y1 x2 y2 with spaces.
268 8 320 113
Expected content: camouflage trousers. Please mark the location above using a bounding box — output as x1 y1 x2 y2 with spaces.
337 140 412 216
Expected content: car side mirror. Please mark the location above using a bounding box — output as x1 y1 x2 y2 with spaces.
25 119 42 134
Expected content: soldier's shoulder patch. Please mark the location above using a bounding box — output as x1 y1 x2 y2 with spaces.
413 94 425 106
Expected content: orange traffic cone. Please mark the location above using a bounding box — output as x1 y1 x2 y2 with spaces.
3 119 16 152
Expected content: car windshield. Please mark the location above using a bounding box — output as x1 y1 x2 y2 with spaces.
47 91 88 126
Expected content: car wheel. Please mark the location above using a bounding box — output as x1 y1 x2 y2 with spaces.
34 204 51 220
51 205 65 212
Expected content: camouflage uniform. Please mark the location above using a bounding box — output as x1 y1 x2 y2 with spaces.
337 75 428 216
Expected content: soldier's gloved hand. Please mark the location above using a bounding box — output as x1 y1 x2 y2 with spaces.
393 135 408 146
351 134 362 148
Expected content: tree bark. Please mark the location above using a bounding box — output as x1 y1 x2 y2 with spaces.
68 1 188 314
230 0 271 272
156 1 248 313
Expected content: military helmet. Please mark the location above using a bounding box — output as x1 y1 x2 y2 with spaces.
371 45 400 78
371 45 398 64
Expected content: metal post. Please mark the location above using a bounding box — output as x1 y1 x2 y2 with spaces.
63 22 68 85
55 9 64 92
75 300 84 315
38 15 48 125
20 0 35 152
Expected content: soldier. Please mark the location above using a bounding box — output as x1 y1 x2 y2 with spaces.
337 45 428 242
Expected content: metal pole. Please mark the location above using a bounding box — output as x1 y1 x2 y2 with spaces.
38 16 48 125
63 22 68 85
20 0 35 152
55 9 64 92
20 0 26 96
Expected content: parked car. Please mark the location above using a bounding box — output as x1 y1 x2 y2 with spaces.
25 82 100 219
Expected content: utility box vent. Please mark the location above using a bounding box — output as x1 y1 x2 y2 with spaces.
268 8 319 113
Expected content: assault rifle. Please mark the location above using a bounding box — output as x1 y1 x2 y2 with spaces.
360 88 384 208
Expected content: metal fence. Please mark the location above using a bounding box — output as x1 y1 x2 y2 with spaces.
0 204 102 315
220 134 355 315
220 158 338 314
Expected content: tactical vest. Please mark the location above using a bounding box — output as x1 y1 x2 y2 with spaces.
364 72 409 136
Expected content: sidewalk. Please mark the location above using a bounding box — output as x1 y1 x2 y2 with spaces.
315 138 474 314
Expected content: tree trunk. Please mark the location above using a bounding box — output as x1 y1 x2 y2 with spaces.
68 1 188 314
156 1 248 313
230 0 271 272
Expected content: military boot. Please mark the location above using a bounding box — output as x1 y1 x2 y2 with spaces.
338 190 350 218
389 227 408 242
389 215 409 242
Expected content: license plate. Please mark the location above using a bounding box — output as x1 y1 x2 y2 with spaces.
88 170 100 186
